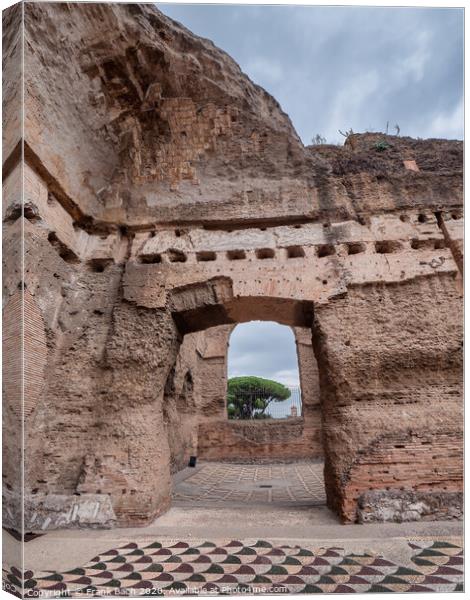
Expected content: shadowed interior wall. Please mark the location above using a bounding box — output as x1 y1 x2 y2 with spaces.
164 325 232 473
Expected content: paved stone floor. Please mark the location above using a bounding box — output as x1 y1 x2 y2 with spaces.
2 462 464 596
173 461 327 507
4 537 463 596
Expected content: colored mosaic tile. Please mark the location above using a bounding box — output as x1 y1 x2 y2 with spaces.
2 538 463 597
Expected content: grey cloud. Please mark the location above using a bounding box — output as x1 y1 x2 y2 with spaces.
227 322 300 386
159 3 463 144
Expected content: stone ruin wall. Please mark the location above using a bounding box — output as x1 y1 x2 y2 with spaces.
2 2 463 532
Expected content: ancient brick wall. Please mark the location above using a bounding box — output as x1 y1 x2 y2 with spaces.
312 275 463 522
163 332 200 474
2 2 463 532
5 170 460 530
198 418 323 462
2 4 24 561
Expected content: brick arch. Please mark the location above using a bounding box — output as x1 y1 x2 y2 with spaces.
20 268 462 530
168 277 315 335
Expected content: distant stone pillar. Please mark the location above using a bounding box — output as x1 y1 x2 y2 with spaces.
195 324 234 420
294 327 323 457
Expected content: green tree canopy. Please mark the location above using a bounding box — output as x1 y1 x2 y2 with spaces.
227 376 291 419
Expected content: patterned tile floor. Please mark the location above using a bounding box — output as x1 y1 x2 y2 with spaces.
3 538 463 596
173 461 327 506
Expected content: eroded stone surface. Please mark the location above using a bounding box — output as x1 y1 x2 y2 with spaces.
357 489 463 523
2 2 463 535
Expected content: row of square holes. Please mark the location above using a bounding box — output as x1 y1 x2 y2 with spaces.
45 211 462 263
44 209 458 271
140 238 446 264
139 211 460 264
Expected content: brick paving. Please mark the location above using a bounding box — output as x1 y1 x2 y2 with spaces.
173 461 326 506
4 538 463 596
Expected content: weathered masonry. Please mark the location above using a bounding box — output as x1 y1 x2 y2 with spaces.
2 2 463 531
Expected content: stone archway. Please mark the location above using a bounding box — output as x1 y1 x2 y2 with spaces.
21 238 463 530
129 265 461 526
78 288 322 528
193 321 324 463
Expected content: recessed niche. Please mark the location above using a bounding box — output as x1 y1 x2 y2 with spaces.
346 242 366 255
227 250 246 260
286 246 305 258
410 239 445 251
256 248 275 259
375 240 402 254
196 251 217 262
140 253 162 264
167 249 187 263
317 244 335 258
87 258 113 272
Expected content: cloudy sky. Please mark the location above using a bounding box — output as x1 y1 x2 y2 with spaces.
159 2 463 386
227 322 300 386
158 3 463 145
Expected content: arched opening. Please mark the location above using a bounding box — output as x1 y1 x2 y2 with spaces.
167 317 330 521
65 283 335 529
226 321 302 420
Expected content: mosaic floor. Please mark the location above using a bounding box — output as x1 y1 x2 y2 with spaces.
4 538 463 596
173 461 327 506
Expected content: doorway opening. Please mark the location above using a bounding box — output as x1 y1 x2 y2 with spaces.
226 321 302 420
170 320 329 516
